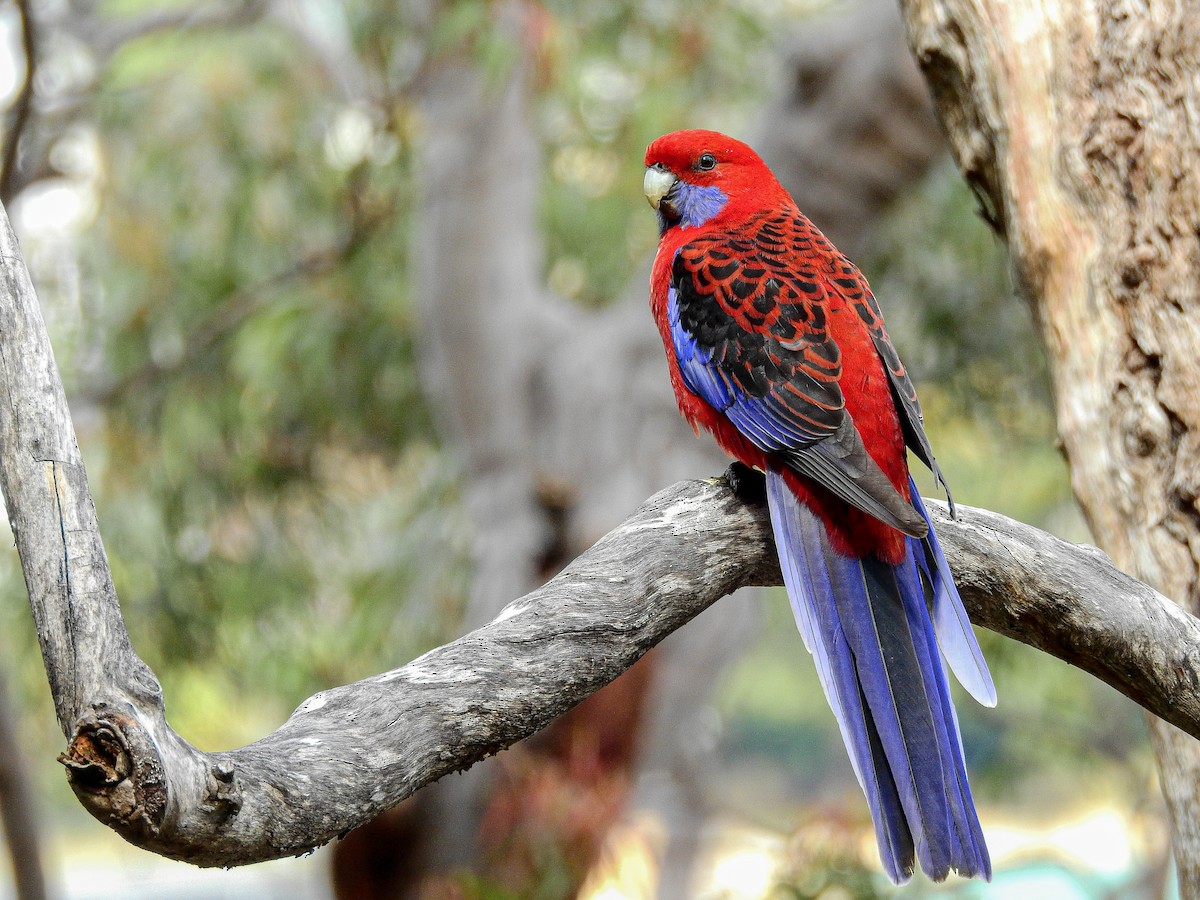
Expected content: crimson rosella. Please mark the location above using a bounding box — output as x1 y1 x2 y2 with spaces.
643 130 996 884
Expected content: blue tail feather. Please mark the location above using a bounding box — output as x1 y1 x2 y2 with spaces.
765 470 992 883
908 482 996 707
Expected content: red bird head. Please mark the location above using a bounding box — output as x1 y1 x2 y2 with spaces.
643 130 789 232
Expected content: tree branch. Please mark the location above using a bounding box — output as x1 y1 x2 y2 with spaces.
60 486 778 863
89 1 269 61
924 500 1200 733
1 195 1198 865
0 0 37 206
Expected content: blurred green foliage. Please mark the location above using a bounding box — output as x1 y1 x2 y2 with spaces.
83 21 461 746
535 0 774 305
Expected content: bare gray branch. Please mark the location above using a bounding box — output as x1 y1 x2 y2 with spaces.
0 195 1197 865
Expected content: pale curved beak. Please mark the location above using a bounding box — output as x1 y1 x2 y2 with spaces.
643 165 677 210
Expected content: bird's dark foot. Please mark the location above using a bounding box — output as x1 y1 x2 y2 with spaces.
724 461 767 505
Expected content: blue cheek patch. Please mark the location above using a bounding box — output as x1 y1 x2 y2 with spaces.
675 183 728 228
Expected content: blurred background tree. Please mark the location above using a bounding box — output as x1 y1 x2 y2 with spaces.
0 0 1169 897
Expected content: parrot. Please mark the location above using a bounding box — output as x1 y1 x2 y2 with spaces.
643 129 996 884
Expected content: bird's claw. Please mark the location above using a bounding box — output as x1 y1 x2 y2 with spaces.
724 461 767 505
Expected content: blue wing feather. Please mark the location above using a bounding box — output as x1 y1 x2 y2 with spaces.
669 283 738 412
672 283 824 450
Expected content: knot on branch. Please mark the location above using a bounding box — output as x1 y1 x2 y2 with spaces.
203 759 243 821
59 705 168 836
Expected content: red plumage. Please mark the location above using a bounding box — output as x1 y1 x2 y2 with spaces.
643 130 994 884
645 130 912 563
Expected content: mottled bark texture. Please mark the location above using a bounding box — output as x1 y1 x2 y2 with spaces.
899 0 1200 888
1 197 1199 865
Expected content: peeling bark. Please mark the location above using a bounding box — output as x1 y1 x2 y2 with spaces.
899 0 1200 887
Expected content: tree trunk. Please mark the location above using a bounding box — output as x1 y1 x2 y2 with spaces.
900 0 1200 889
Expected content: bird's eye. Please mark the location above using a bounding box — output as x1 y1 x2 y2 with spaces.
696 153 717 171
